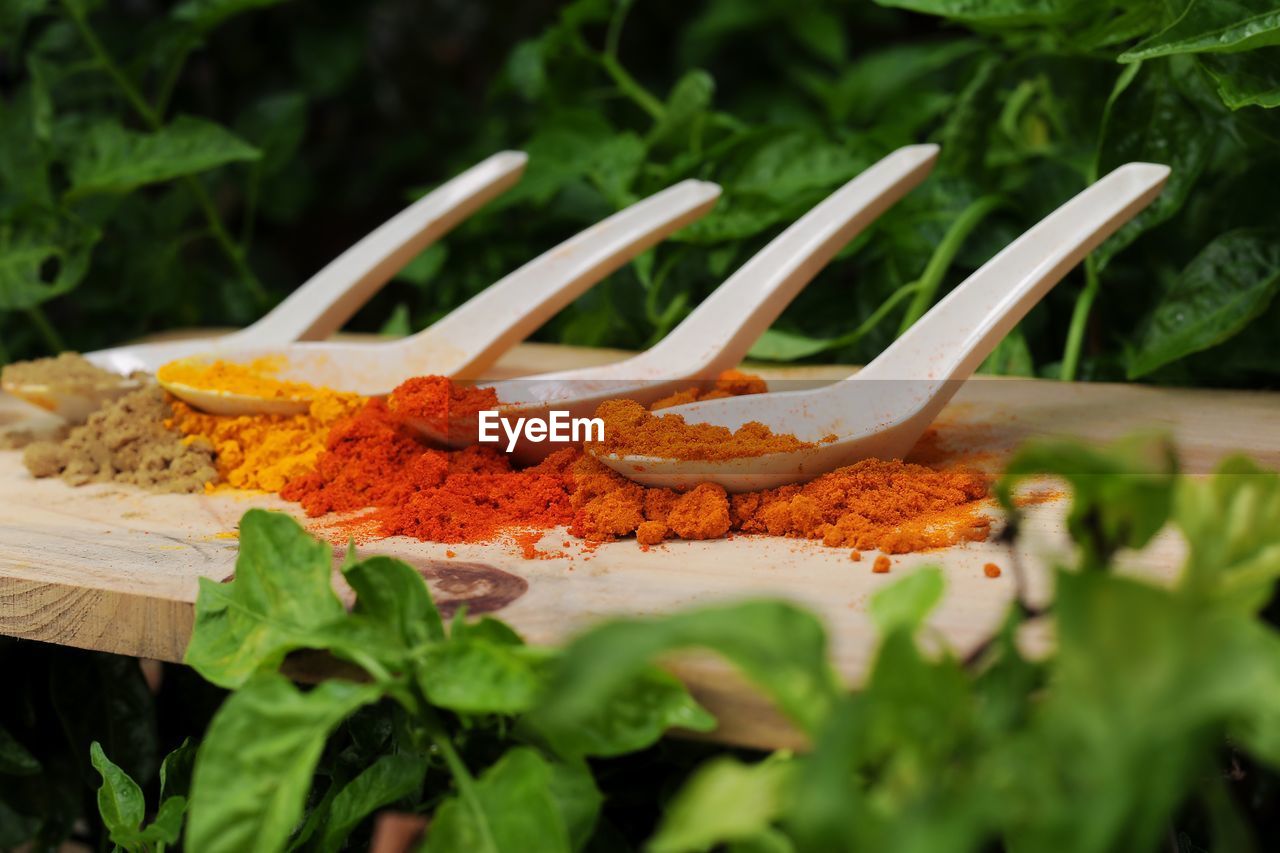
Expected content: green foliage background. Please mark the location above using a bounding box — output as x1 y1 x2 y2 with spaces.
2 0 1279 384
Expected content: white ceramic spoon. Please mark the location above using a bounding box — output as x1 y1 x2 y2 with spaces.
596 162 1170 492
161 179 722 415
429 144 940 462
2 151 529 422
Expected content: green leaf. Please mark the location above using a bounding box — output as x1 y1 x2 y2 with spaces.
315 752 428 853
235 92 307 177
184 509 346 688
186 675 382 853
172 0 289 31
423 747 570 853
1094 61 1209 268
748 328 836 362
344 554 445 649
1128 229 1280 377
545 759 601 851
0 219 99 310
90 741 145 845
533 601 839 743
0 725 39 775
416 639 542 715
67 116 261 200
868 567 945 635
1120 0 1280 60
997 433 1178 568
648 70 715 150
137 796 188 846
160 738 198 802
1200 49 1280 108
977 325 1035 375
731 131 869 203
396 243 448 288
531 666 714 758
650 753 795 853
872 0 1078 25
1176 456 1280 611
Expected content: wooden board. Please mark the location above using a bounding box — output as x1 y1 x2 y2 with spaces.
1 341 1277 750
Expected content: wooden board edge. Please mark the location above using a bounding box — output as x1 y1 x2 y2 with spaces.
0 575 192 662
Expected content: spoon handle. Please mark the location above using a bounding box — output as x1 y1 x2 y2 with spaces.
223 151 528 346
414 179 721 379
857 162 1169 384
630 144 939 376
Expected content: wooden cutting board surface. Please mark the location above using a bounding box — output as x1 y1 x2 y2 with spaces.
1 341 1277 750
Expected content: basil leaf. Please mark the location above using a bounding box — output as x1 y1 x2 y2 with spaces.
186 675 382 853
1120 0 1280 61
651 754 795 853
416 639 542 715
172 0 289 31
0 218 98 310
998 433 1178 567
66 116 261 200
1128 229 1280 378
315 752 428 853
868 566 944 635
344 554 445 648
90 742 145 845
1094 60 1209 268
534 600 839 740
530 666 715 758
423 747 570 853
184 509 346 688
1199 49 1280 109
136 796 187 846
872 0 1077 26
0 725 39 776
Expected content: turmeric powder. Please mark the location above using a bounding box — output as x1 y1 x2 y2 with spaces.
156 356 320 400
168 388 363 492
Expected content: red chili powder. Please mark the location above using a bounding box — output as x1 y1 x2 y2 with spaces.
281 375 994 557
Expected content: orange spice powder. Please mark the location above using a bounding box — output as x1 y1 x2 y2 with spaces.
589 398 816 461
269 373 993 558
650 369 769 410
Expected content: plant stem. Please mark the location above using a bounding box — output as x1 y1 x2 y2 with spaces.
63 1 268 306
1060 254 1099 381
897 194 1002 336
599 54 665 122
422 712 497 852
26 306 67 354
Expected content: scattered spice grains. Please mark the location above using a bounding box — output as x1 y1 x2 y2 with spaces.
22 385 215 493
873 555 892 574
984 562 1002 578
155 356 320 400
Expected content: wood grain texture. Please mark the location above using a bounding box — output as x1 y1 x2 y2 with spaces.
1 341 1277 750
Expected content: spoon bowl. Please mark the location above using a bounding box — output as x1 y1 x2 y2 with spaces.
597 162 1172 491
4 151 529 420
414 144 942 460
162 180 723 414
